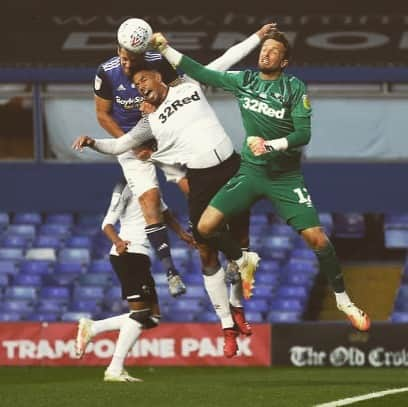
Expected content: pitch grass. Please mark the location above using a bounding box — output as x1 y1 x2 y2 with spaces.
1 366 408 407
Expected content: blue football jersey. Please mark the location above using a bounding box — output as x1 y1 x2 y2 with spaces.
94 51 177 132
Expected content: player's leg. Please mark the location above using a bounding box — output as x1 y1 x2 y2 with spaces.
118 152 185 296
269 172 370 331
104 253 160 382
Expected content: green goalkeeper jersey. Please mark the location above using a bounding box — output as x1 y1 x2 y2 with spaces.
179 56 312 173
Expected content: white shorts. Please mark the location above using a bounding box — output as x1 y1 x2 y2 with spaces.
117 152 158 198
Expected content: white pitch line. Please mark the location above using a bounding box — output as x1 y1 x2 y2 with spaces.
314 387 408 407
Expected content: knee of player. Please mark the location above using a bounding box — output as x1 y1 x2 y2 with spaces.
129 308 161 330
304 231 329 250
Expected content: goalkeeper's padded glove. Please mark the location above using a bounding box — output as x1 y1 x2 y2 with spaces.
247 136 288 156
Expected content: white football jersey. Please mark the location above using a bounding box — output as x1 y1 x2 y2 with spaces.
148 82 234 169
101 185 167 256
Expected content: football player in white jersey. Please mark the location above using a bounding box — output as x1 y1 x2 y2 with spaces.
75 178 193 382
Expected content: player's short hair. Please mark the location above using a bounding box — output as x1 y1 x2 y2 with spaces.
261 31 291 60
130 63 160 78
133 138 158 152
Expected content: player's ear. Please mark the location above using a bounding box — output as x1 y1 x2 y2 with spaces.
281 59 289 69
154 71 163 82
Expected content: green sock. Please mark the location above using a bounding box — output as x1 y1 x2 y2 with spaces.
210 229 242 261
314 241 345 292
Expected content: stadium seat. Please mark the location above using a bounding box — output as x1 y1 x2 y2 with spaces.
291 248 316 261
391 312 408 323
285 259 318 275
40 286 70 301
0 260 19 276
0 273 9 287
244 311 264 323
256 273 280 286
77 213 104 226
257 259 281 274
0 311 23 321
276 285 308 301
0 212 10 229
5 285 38 301
245 299 269 313
70 299 102 314
6 224 36 238
270 298 304 313
182 273 203 285
0 248 25 261
263 236 293 251
61 311 92 322
72 225 100 237
266 310 301 322
55 261 84 274
166 312 196 322
73 286 104 300
1 235 30 249
104 286 122 300
169 299 204 313
1 300 35 317
88 259 113 273
37 299 67 313
38 224 71 237
13 212 42 225
319 213 333 236
78 273 112 287
20 260 53 275
13 273 43 287
198 311 218 322
25 248 57 261
182 284 206 299
66 236 92 249
282 273 314 287
252 285 275 298
59 248 90 264
384 228 408 249
333 213 365 238
45 213 74 225
27 311 60 322
33 235 63 249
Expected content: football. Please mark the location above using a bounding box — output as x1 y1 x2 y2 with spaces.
117 18 153 53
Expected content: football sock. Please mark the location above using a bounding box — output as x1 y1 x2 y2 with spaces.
106 317 142 375
203 268 234 328
145 223 177 277
334 291 352 306
91 313 129 336
210 229 242 261
314 241 345 293
229 281 244 308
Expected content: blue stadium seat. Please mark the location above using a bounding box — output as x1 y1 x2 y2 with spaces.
41 286 70 301
168 299 204 313
1 235 31 249
44 273 79 286
0 273 9 287
291 248 316 261
269 224 296 237
259 247 288 262
256 273 280 286
391 312 408 323
385 229 408 249
66 236 92 249
13 212 42 225
179 272 203 285
20 260 53 275
6 224 36 238
33 235 62 249
55 261 84 274
25 248 57 261
319 213 333 236
13 274 43 287
276 285 308 301
78 273 112 286
72 225 100 236
0 260 19 276
285 259 318 275
270 298 304 313
263 235 293 250
27 312 60 322
104 285 122 300
245 299 269 313
257 259 281 274
182 284 206 299
0 212 10 229
37 298 67 313
61 311 92 322
1 300 35 317
154 284 172 299
252 285 274 298
73 286 104 300
38 224 71 237
166 312 196 322
77 213 104 226
45 213 74 225
197 311 218 322
0 311 23 321
266 311 301 322
244 311 264 323
88 259 113 273
70 299 102 314
5 286 38 301
59 248 90 264
282 273 314 287
0 248 25 261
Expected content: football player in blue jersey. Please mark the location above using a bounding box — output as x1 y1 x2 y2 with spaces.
94 19 186 297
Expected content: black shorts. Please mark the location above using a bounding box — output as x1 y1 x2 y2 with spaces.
186 152 249 241
109 253 158 303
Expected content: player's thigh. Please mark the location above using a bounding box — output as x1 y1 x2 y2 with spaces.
109 253 158 303
264 172 321 231
210 172 258 221
118 152 159 197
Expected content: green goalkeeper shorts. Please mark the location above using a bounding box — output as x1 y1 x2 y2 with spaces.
210 161 321 231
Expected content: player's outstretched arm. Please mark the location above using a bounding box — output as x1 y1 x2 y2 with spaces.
163 210 196 247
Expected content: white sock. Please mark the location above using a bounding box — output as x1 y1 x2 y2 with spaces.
106 317 142 375
91 313 129 336
335 291 352 307
203 268 234 329
229 281 243 308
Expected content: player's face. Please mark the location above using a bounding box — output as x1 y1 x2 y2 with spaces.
133 71 166 106
117 47 144 76
258 39 288 74
132 146 153 160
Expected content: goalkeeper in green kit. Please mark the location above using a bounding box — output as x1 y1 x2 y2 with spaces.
151 28 370 331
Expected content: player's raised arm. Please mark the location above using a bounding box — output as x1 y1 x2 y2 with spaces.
72 117 154 156
150 33 239 91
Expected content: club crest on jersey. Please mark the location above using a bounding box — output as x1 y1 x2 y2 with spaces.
159 90 200 124
302 94 311 110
